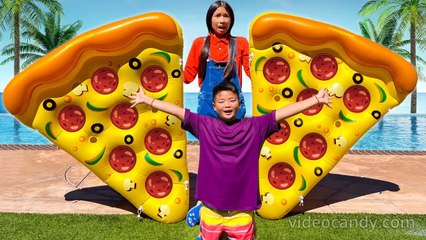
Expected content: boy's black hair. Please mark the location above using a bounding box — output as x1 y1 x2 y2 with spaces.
213 81 239 100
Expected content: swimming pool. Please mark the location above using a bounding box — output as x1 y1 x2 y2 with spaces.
1 93 426 150
0 114 52 144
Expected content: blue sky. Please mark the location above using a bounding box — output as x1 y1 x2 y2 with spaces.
0 0 424 92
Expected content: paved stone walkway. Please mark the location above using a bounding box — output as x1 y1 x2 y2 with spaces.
0 145 425 215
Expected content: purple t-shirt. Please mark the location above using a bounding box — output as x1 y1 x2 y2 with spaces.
182 109 280 211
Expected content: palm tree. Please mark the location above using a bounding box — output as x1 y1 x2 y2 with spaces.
359 18 426 79
359 0 426 113
1 11 83 69
0 1 4 47
0 0 62 76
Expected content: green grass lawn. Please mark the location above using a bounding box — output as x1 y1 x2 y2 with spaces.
1 212 425 239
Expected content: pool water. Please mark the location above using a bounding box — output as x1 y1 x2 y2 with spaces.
0 115 52 144
354 114 426 150
1 93 426 150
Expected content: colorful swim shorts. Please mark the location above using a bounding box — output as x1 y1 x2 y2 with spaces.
198 205 255 240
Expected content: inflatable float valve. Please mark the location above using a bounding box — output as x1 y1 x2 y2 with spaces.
299 195 304 206
185 180 189 193
137 206 144 221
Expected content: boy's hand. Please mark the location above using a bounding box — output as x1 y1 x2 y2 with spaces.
130 86 149 108
315 88 333 108
129 86 185 121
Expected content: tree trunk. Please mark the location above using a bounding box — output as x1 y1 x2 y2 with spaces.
409 21 417 114
410 89 417 114
13 10 20 76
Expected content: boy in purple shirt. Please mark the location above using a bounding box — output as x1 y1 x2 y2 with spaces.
131 81 331 240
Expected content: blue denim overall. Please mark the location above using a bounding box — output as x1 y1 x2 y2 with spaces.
197 38 246 119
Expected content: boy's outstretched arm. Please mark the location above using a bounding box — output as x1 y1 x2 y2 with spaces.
130 87 185 121
275 88 332 122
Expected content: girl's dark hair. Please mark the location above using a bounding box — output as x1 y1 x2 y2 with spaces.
213 81 239 100
198 1 236 82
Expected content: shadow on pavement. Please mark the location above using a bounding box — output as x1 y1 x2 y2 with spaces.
291 173 400 214
64 173 399 217
65 185 136 214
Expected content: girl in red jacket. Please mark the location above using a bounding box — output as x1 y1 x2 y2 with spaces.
184 0 250 119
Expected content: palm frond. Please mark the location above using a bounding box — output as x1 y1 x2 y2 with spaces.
20 52 44 69
378 15 399 47
358 0 391 16
1 43 15 56
0 55 14 65
359 19 378 41
19 43 46 54
1 2 81 70
390 39 410 48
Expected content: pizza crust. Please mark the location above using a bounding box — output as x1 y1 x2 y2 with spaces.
250 13 417 97
3 12 183 127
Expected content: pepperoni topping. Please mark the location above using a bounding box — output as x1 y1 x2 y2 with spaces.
267 121 290 145
300 133 327 160
110 103 138 129
344 85 371 113
145 171 172 198
263 57 290 84
145 128 172 155
58 105 85 132
297 89 323 115
141 66 168 92
91 67 119 94
109 146 136 173
268 163 295 190
310 54 337 80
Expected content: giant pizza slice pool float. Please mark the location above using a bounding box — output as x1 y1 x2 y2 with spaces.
249 13 417 219
3 12 188 223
